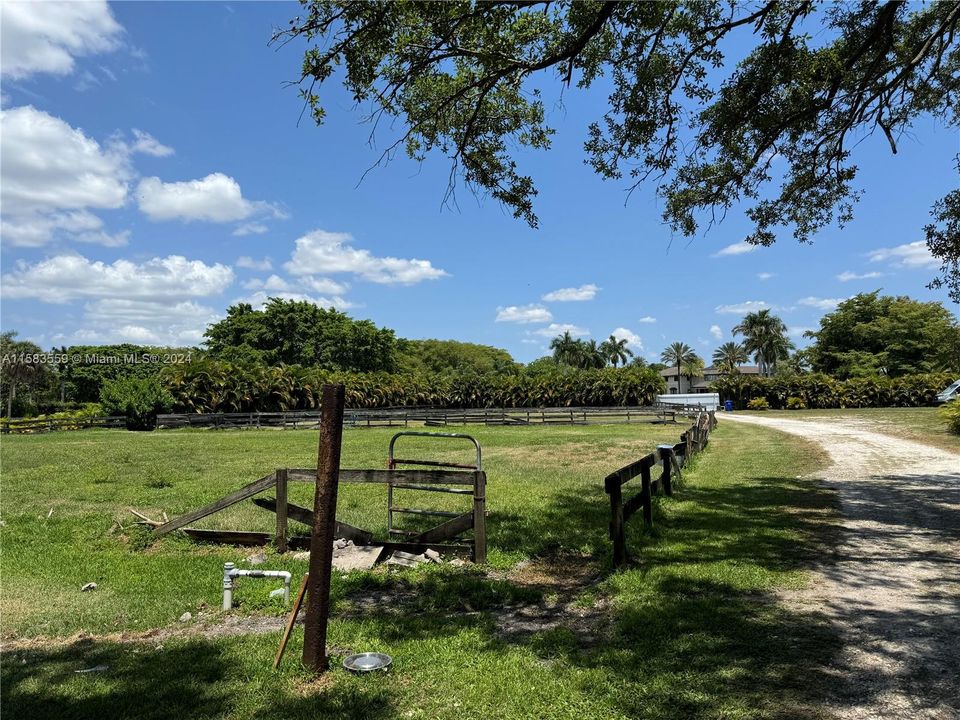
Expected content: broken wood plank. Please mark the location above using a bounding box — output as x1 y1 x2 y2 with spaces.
252 497 374 544
181 528 310 548
274 573 308 670
414 511 473 543
153 473 277 537
127 508 161 527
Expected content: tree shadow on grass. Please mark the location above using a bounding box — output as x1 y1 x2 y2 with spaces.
3 466 852 719
2 637 393 720
567 575 842 720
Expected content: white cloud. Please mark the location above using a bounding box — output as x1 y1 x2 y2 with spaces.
542 284 598 302
611 327 643 351
1 105 131 246
284 229 449 285
1 1 123 80
239 290 352 311
797 296 845 311
713 241 758 257
75 298 219 345
233 222 268 236
236 256 272 271
530 323 589 338
789 326 814 339
867 241 938 269
127 129 174 157
709 324 723 340
496 304 553 324
137 173 270 223
301 276 350 295
715 300 771 315
637 316 657 324
837 271 884 282
757 272 776 281
242 274 350 299
1 254 234 303
243 274 293 292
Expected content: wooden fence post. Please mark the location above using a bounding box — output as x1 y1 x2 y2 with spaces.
658 445 673 496
302 384 345 674
473 472 487 563
640 464 653 526
275 469 288 553
606 477 626 567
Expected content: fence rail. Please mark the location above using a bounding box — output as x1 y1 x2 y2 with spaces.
155 405 694 430
604 410 717 568
0 415 127 434
2 403 711 435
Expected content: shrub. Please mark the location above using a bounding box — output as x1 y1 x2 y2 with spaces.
747 397 770 410
711 372 954 410
160 361 667 413
941 400 960 435
100 376 173 430
786 397 807 410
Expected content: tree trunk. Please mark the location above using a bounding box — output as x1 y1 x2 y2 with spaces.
7 383 14 418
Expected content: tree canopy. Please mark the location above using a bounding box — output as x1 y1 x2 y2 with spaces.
204 298 399 372
396 338 518 375
277 0 960 295
733 309 793 376
804 291 960 377
712 341 749 374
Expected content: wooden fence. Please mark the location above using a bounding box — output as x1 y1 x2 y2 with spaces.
604 410 717 568
1 404 710 435
155 405 692 430
0 415 127 434
151 466 487 562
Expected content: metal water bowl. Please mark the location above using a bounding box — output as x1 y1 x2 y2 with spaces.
343 652 392 673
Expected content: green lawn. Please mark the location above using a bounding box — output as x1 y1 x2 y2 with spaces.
739 406 960 452
2 421 841 719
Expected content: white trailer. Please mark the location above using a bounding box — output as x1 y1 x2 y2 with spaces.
657 393 720 412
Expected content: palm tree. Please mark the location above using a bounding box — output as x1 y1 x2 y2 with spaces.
549 331 579 366
681 356 705 391
575 340 607 369
600 335 633 367
733 310 794 376
712 341 749 375
660 341 697 393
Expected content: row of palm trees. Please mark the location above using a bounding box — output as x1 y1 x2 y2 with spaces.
549 332 633 369
161 359 666 412
660 309 795 383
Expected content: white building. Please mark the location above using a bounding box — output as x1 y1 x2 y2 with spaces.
659 365 760 394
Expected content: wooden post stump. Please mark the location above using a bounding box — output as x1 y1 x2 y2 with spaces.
302 384 345 674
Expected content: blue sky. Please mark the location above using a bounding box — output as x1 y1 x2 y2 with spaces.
1 1 957 364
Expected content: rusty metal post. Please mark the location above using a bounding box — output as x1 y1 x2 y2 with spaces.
302 384 345 673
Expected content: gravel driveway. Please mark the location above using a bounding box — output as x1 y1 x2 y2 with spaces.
724 413 959 719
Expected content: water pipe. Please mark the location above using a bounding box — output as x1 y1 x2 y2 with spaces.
222 562 291 611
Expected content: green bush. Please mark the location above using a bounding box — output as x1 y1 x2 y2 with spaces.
712 372 954 410
941 400 960 435
100 376 173 430
160 360 667 413
786 397 807 410
747 397 770 410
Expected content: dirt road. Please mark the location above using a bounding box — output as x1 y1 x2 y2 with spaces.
724 413 959 719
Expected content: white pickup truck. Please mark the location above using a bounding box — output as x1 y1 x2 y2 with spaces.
937 379 960 404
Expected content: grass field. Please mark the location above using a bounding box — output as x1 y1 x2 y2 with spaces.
2 420 841 719
739 406 960 452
